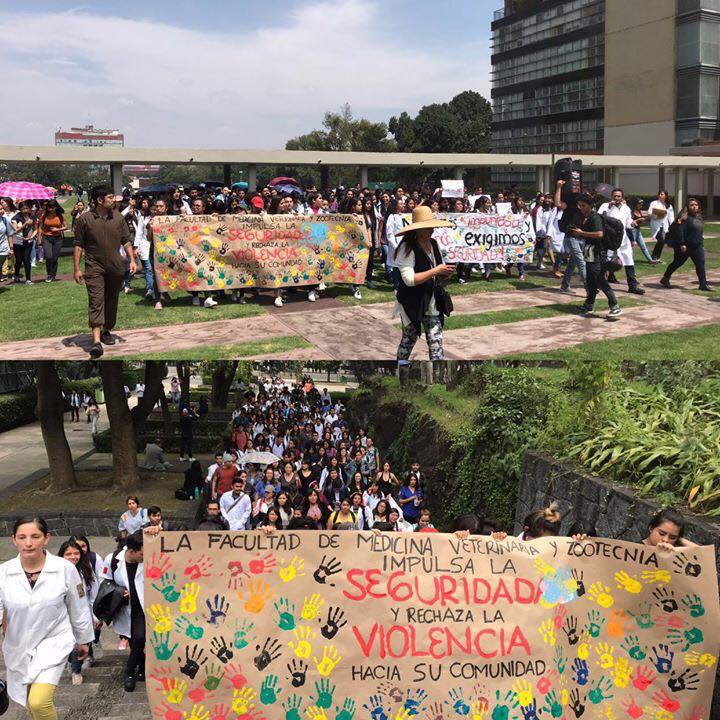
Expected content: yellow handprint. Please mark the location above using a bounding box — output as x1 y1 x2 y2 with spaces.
232 687 257 715
614 570 643 594
539 620 556 647
533 557 556 579
301 593 325 621
640 569 671 584
306 707 328 720
163 678 187 705
588 582 615 609
612 657 633 688
289 625 316 659
595 642 615 670
655 710 673 720
685 651 716 669
512 679 533 707
243 578 273 614
313 644 342 676
279 556 306 583
471 700 487 720
577 639 591 661
148 604 172 634
180 583 201 614
393 709 412 720
183 704 210 720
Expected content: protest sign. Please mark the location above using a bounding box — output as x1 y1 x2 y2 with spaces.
496 202 513 216
150 214 371 291
144 532 719 720
398 213 536 263
441 180 465 198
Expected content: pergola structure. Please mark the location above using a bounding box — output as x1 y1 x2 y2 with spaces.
1 145 719 209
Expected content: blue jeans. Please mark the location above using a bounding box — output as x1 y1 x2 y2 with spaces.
629 227 653 262
562 238 586 288
141 258 155 295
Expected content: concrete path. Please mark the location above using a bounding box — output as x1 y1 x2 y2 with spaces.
0 271 717 360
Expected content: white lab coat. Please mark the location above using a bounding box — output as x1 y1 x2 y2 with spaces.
548 208 565 253
101 548 144 639
0 553 95 706
220 490 252 531
598 202 634 267
648 201 675 239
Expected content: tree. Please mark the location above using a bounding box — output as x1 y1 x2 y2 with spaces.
100 361 139 490
35 361 78 491
208 361 239 410
130 361 167 436
177 362 192 407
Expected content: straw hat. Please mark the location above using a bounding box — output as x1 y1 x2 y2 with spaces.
395 205 454 236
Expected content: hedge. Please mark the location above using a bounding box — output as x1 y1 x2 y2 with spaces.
0 391 37 433
61 378 102 394
93 429 229 454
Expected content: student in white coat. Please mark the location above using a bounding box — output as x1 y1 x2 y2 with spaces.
220 476 252 530
101 530 146 692
598 189 645 295
0 517 94 720
649 190 675 261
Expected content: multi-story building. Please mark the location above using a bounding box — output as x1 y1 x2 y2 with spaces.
55 125 124 147
490 0 720 196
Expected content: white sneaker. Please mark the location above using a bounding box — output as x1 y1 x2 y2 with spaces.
318 282 327 291
71 673 83 685
538 264 547 270
154 302 162 310
204 296 218 308
192 296 201 306
124 286 131 294
31 261 36 268
353 289 362 300
308 290 318 302
274 295 283 307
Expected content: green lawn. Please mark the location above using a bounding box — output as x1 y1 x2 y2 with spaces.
126 336 311 361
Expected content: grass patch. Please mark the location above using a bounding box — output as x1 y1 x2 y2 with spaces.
511 323 720 360
0 469 192 514
127 336 312 361
0 281 264 342
443 299 648 331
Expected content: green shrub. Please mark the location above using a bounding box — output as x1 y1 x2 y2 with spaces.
0 391 37 432
61 378 102 394
93 429 229 455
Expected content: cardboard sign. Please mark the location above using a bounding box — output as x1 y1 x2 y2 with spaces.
150 214 371 291
143 532 719 720
441 180 465 198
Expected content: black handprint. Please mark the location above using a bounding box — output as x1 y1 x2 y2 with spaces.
178 253 188 264
572 569 585 597
216 224 228 235
208 260 216 272
167 259 176 270
219 242 229 255
287 659 307 688
313 555 342 586
210 636 234 664
653 587 679 613
194 253 206 266
569 689 585 718
320 606 347 640
563 615 579 645
668 669 700 693
673 553 702 578
176 237 185 248
179 644 207 679
254 637 281 671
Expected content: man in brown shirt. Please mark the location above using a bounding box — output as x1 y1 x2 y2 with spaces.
74 186 136 358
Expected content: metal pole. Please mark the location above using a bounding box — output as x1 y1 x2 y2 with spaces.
676 168 686 210
360 166 369 188
110 163 123 195
658 166 666 192
248 164 257 192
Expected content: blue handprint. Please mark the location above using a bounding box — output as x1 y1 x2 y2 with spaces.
521 699 539 720
362 694 387 720
447 689 470 716
651 643 675 674
403 688 428 716
572 658 589 686
205 594 229 625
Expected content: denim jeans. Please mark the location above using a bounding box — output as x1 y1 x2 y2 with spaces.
562 238 586 288
629 227 653 262
140 258 155 295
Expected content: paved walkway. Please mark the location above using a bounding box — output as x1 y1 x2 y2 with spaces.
0 271 718 360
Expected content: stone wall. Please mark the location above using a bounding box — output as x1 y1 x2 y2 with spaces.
518 451 720 718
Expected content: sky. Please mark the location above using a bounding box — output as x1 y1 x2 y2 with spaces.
0 0 494 149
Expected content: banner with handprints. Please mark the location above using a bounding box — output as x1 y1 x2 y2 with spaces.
143 532 719 720
150 214 371 292
397 213 536 264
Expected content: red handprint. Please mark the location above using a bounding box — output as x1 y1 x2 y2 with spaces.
247 552 277 575
653 613 684 630
150 666 175 693
227 561 247 578
633 665 656 692
184 554 213 580
153 701 182 720
225 663 247 689
552 605 568 630
621 698 644 719
211 705 231 720
188 686 214 704
237 711 265 720
652 689 680 713
147 552 172 580
690 705 707 720
537 669 559 694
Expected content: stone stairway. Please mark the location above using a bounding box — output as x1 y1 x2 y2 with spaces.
0 647 151 720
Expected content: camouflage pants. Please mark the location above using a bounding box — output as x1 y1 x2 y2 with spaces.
397 316 444 361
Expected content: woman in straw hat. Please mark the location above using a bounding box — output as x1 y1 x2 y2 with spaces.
393 205 455 367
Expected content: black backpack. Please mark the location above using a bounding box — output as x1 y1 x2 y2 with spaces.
92 550 128 625
600 213 624 251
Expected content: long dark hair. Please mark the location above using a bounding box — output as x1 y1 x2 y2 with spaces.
12 516 49 536
649 508 685 537
394 228 423 261
57 539 95 586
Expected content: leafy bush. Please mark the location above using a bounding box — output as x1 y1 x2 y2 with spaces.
93 429 229 454
61 378 102 394
0 391 37 432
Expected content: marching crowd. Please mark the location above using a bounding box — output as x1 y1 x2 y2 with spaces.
0 374 703 719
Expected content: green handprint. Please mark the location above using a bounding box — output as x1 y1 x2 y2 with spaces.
233 620 254 650
175 616 204 640
152 573 181 603
620 634 646 660
682 593 705 618
335 698 356 720
585 609 604 638
492 690 515 720
151 631 178 661
204 662 223 691
282 694 303 720
554 646 567 675
588 676 613 705
274 597 297 631
628 602 654 630
543 691 562 719
260 674 282 705
313 678 336 710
